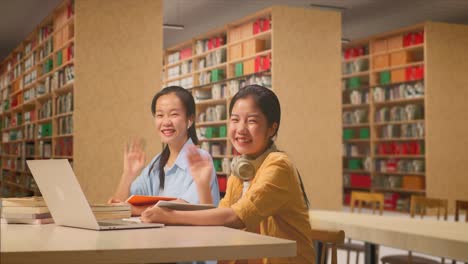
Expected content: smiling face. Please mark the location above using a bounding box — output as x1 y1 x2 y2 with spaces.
229 96 277 157
154 93 192 146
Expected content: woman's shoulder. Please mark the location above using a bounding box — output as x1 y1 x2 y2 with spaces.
265 151 293 165
263 151 295 173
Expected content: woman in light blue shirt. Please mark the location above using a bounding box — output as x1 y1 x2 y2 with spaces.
111 86 220 215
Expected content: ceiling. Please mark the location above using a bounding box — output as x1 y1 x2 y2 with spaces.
2 0 468 61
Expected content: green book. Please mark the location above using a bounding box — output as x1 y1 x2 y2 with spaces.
235 63 243 77
57 50 63 66
343 129 354 140
211 69 225 83
219 125 227 138
380 71 391 85
359 128 370 139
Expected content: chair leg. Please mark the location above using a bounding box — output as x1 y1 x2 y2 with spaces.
321 244 327 264
347 249 351 264
356 251 359 264
332 245 337 264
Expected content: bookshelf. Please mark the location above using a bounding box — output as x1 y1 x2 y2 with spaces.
342 22 468 213
1 0 164 203
0 0 75 197
162 6 342 209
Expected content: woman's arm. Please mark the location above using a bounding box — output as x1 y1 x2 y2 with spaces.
141 206 245 228
110 139 146 202
186 145 215 204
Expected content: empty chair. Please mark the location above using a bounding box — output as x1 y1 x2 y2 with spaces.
338 191 384 264
455 200 468 222
311 228 345 264
381 195 448 264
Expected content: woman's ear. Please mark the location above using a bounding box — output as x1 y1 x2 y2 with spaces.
187 116 194 129
268 122 278 138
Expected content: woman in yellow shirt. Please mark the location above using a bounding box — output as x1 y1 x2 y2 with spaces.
141 84 315 263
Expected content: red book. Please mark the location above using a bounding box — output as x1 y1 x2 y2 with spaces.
125 195 177 206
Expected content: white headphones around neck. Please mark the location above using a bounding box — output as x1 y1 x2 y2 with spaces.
231 144 277 181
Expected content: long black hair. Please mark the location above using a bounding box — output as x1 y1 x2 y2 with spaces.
229 84 310 208
149 86 198 190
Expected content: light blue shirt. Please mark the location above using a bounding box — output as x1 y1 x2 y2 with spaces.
130 138 220 205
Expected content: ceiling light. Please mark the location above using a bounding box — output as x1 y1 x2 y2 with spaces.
163 24 184 30
341 38 351 44
309 4 348 12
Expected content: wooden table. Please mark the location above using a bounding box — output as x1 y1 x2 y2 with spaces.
309 210 468 263
0 224 296 264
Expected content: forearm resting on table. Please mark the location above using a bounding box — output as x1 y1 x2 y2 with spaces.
172 208 245 228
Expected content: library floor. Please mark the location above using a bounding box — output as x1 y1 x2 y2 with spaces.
330 207 462 264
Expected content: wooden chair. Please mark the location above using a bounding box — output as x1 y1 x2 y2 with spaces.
311 228 345 264
381 196 448 264
455 200 468 222
338 191 385 264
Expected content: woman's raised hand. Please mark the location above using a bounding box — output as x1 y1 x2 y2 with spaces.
187 145 213 188
123 138 146 180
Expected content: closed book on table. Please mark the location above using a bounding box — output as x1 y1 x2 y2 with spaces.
125 195 177 206
1 196 46 207
90 204 131 212
94 211 131 220
1 206 49 214
1 217 54 225
1 212 51 219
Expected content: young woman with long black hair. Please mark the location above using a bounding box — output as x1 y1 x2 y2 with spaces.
110 86 220 215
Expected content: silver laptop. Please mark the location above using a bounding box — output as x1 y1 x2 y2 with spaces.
27 159 164 230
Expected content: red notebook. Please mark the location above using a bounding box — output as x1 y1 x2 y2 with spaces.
125 195 177 206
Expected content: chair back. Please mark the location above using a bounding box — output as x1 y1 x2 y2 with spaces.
350 191 384 215
311 228 345 264
410 196 448 220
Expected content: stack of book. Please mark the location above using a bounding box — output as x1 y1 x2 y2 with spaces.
1 197 131 224
1 196 53 225
91 204 131 220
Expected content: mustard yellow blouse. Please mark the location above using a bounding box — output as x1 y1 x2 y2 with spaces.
219 152 315 264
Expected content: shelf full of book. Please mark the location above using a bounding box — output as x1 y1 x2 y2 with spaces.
342 21 468 213
0 0 75 197
162 6 342 209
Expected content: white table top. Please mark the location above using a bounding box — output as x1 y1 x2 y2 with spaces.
309 210 468 262
1 224 296 264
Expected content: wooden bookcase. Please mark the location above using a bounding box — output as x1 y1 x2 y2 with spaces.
163 6 342 209
0 0 164 203
341 22 468 212
0 0 75 197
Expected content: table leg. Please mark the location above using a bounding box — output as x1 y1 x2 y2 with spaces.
365 242 378 264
